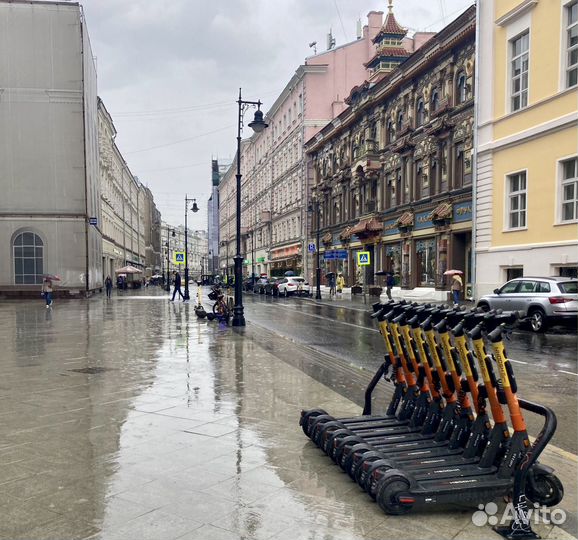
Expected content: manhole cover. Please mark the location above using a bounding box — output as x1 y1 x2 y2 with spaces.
69 367 111 374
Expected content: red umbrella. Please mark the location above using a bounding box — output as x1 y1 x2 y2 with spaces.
443 269 463 276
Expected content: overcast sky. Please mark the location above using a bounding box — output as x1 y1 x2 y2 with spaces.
81 0 474 230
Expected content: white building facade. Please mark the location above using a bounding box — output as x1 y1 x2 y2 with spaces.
0 0 101 297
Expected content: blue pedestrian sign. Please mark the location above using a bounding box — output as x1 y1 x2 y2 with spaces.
173 252 185 265
357 251 370 266
308 242 316 253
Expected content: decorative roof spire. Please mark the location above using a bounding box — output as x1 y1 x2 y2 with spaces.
365 1 409 81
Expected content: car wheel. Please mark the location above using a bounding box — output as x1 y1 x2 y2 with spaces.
284 289 288 297
529 308 548 333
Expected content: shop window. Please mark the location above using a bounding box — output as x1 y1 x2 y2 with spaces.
13 232 44 284
506 267 524 281
416 239 436 286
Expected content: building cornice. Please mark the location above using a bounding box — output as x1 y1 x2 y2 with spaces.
495 0 538 27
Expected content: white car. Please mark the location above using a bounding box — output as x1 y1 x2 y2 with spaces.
277 277 310 297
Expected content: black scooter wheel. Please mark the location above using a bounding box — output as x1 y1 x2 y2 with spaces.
324 429 355 457
300 409 327 437
335 436 366 468
354 451 386 488
343 443 374 480
309 416 337 444
376 476 413 515
526 473 564 507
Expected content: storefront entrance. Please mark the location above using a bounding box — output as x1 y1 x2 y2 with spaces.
415 238 437 286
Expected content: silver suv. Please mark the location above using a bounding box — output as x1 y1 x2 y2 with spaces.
477 277 578 332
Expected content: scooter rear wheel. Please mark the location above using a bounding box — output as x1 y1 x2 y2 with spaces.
376 476 413 515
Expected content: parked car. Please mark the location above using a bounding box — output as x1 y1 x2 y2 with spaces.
476 277 578 332
243 277 255 291
253 278 269 294
277 277 311 297
265 277 280 297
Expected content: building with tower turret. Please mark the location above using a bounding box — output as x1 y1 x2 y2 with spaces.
305 5 476 297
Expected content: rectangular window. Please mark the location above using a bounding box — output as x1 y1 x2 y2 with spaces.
567 1 578 88
510 31 529 111
507 171 527 229
561 157 578 221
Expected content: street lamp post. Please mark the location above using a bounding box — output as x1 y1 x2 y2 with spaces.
183 196 199 301
165 227 176 292
308 201 322 300
232 88 268 327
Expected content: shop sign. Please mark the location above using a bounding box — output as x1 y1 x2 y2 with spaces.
257 257 265 262
324 250 348 260
383 219 399 236
414 210 434 230
453 201 472 222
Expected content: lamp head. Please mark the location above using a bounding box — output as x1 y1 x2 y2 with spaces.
191 199 199 213
248 108 268 133
171 230 176 237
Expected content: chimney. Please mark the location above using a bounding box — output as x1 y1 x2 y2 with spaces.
367 10 384 41
356 18 362 40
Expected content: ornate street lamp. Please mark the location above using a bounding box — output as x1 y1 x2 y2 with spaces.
232 88 268 327
307 200 322 300
165 228 176 292
183 196 199 301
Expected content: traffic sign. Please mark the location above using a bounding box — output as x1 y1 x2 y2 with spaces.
308 242 316 253
357 251 370 266
89 217 97 226
173 251 185 265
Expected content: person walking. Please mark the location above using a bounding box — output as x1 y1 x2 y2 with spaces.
386 272 395 300
171 271 184 301
41 278 53 308
336 272 345 298
451 274 463 305
105 276 113 299
327 272 336 299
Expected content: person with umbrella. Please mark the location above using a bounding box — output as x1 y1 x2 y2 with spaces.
444 269 463 305
41 275 58 308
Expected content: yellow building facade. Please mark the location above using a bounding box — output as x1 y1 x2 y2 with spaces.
475 0 578 296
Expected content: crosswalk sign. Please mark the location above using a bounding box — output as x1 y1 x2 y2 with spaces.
357 251 370 266
173 251 185 265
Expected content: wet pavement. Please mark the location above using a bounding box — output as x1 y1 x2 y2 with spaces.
243 293 578 455
0 288 576 540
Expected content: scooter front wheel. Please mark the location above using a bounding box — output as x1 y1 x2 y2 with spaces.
526 472 564 507
376 476 413 515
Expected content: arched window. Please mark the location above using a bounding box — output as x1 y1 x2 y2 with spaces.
431 89 439 113
456 72 467 104
416 98 425 127
13 232 44 284
387 119 395 143
397 112 404 132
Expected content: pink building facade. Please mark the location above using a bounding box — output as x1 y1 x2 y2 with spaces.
219 11 387 278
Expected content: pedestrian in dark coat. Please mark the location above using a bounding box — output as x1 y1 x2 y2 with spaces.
171 271 184 301
105 276 113 298
386 273 395 300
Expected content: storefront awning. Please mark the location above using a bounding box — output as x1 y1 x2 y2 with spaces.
429 201 453 220
321 232 332 244
349 217 383 236
339 226 352 240
396 211 414 227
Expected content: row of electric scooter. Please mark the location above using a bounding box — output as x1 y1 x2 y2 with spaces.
299 301 564 533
